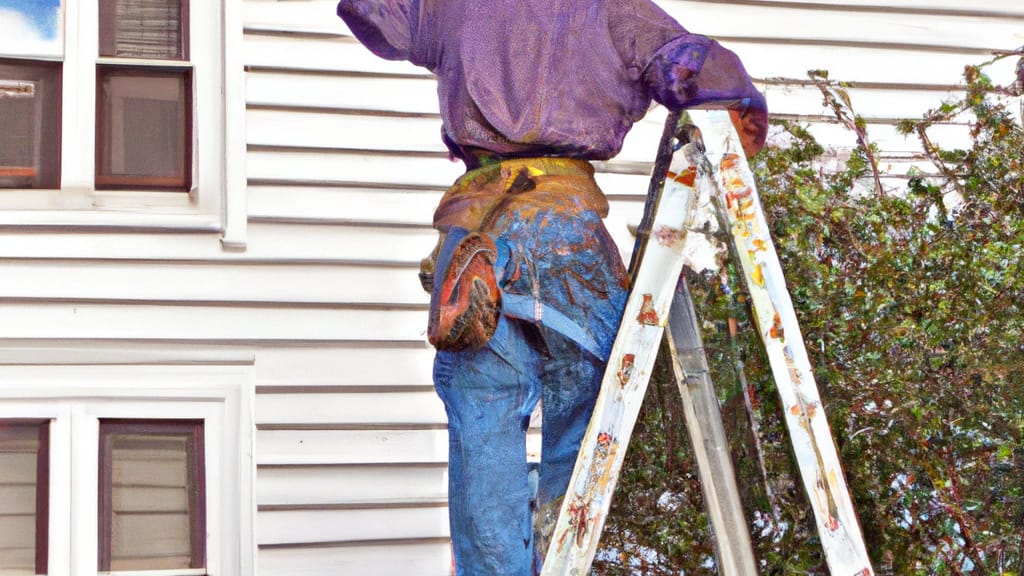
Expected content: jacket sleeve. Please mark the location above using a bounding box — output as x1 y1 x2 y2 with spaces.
337 0 419 62
643 35 767 155
610 0 767 156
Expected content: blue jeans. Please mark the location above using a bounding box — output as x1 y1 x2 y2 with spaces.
433 208 627 575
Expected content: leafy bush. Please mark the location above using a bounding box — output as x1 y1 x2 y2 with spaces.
596 56 1023 575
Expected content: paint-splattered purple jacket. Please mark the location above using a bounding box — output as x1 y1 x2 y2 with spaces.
337 0 766 167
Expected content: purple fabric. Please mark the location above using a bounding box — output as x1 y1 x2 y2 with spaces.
337 0 766 167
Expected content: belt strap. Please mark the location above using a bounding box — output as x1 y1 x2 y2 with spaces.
492 237 607 362
433 157 609 233
501 293 607 362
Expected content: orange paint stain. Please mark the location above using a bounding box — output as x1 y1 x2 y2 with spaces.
617 354 635 388
637 294 659 325
721 153 741 170
673 167 697 187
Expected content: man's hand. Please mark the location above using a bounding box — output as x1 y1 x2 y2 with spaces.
729 91 767 159
652 39 769 159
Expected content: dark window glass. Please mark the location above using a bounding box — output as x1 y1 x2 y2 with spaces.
96 67 191 190
99 0 186 60
0 60 61 189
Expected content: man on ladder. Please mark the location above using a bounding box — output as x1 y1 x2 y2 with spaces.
337 1 766 574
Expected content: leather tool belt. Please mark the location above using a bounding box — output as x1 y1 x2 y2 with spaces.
424 157 608 353
427 227 502 351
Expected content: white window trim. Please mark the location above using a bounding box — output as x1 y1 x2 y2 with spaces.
220 0 247 251
0 402 72 576
0 369 255 576
0 0 247 249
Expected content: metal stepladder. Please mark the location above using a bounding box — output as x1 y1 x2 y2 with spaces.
541 110 875 576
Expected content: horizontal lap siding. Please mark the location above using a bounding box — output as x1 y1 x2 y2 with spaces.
255 392 446 426
241 8 450 566
258 541 452 576
238 3 428 570
0 261 428 305
0 224 436 264
257 465 448 505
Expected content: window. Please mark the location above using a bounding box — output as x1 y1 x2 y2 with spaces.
96 0 192 191
98 0 186 60
0 0 244 240
98 420 205 572
0 0 194 192
0 420 50 576
0 381 254 576
96 66 192 190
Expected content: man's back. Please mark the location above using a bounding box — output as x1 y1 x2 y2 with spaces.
338 0 765 164
419 0 683 161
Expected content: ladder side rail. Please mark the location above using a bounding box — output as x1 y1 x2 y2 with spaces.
540 122 708 575
690 109 874 576
667 277 760 576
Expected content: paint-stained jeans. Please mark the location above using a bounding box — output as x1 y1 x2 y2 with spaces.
433 207 627 575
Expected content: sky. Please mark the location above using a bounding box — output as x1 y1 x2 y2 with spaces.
0 0 63 57
0 0 61 38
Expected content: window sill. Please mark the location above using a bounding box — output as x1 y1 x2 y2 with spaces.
0 189 222 232
0 209 222 232
99 571 207 576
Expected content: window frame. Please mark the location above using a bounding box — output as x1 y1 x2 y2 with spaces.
0 0 247 247
79 402 224 576
0 366 255 576
0 405 73 576
37 420 51 576
94 64 194 191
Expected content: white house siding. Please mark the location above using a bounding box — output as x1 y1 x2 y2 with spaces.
0 1 1019 575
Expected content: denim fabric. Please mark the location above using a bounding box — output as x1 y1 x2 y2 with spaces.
433 208 627 575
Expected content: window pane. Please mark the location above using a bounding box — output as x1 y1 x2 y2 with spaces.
98 421 205 571
96 67 191 190
0 0 64 59
0 60 61 189
99 0 184 60
0 421 49 576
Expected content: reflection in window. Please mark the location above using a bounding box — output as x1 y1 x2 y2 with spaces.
100 0 185 60
0 420 49 575
96 68 191 190
98 420 205 571
0 60 61 189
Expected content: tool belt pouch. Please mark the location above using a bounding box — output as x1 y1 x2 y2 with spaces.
427 227 502 351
